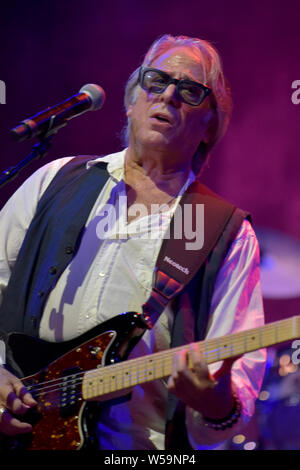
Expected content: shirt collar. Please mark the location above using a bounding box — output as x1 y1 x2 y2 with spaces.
86 148 196 188
86 149 127 182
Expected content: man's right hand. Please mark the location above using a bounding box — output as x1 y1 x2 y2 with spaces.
0 366 37 435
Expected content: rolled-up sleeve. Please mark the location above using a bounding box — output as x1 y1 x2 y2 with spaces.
185 219 267 449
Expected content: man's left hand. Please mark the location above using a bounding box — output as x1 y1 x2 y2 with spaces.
167 343 237 420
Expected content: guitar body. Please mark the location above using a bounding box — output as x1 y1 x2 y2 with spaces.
2 312 147 450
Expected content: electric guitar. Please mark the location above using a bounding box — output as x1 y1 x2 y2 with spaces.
1 312 300 450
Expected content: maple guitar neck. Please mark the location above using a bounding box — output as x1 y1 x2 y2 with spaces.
82 315 300 401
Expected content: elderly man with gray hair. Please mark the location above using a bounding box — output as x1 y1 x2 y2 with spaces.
0 34 265 450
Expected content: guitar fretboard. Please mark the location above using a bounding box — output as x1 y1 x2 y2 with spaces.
82 316 300 401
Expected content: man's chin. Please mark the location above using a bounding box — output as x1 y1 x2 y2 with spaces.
140 131 176 151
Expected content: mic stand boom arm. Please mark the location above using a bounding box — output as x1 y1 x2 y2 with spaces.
0 135 54 188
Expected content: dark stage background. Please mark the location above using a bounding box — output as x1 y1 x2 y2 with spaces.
0 0 300 450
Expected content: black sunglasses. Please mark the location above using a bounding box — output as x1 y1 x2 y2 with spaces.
138 66 211 106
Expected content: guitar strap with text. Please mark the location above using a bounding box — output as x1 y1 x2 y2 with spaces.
142 180 238 328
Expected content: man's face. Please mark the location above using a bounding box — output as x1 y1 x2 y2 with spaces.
127 46 215 165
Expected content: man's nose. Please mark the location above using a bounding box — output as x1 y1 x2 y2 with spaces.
159 84 181 107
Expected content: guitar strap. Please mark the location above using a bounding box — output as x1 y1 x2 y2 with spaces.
141 180 237 328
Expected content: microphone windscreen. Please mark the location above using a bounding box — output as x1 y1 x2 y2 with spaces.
80 83 106 111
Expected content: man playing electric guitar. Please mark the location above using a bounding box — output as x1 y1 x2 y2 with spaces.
0 34 266 450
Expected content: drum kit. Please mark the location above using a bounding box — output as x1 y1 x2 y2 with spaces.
229 226 300 450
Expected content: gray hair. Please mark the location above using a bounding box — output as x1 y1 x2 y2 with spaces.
123 34 232 176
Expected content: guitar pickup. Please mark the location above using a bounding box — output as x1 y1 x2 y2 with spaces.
60 367 82 418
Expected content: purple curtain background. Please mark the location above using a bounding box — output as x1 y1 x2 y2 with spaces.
1 0 300 449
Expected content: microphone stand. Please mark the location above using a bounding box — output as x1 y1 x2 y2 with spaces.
0 136 53 188
0 114 68 189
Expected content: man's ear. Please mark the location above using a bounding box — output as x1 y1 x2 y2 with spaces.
126 105 133 118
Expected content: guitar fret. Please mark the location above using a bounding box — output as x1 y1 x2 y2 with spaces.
216 339 228 360
123 364 130 388
279 319 293 342
147 357 153 380
205 338 218 363
261 324 276 347
162 354 169 377
109 368 117 392
135 359 141 384
245 328 261 352
230 331 245 357
221 340 229 359
130 362 137 387
104 368 111 393
137 358 145 383
153 359 158 379
97 370 104 395
259 325 262 349
116 367 123 391
293 317 300 339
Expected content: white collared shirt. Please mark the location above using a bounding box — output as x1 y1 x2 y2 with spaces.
0 149 266 449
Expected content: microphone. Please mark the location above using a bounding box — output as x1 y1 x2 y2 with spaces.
10 84 106 142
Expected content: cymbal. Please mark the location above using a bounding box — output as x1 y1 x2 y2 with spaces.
255 226 300 299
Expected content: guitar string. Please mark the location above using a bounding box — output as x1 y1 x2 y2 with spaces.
25 322 292 400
